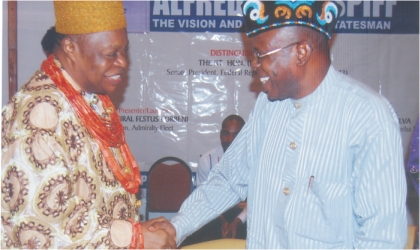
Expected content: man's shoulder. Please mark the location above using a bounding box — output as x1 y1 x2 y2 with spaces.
331 68 398 125
328 68 391 109
331 68 382 101
2 69 67 122
13 70 61 100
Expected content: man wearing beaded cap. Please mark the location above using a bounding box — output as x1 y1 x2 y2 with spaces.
1 1 175 249
150 0 407 248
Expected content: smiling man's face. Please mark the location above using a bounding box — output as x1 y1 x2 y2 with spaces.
251 28 302 102
70 28 129 95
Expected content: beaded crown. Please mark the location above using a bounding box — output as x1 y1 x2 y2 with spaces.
54 1 127 35
241 0 342 39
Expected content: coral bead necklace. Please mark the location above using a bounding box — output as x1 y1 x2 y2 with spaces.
41 55 141 194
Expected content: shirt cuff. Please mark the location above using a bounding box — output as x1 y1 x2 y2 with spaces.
236 206 247 223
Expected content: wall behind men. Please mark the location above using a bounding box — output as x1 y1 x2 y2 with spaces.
2 1 419 178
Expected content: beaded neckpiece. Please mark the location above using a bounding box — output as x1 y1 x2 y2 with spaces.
41 55 141 194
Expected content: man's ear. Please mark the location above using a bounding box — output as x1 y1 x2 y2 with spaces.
295 42 313 67
61 37 78 62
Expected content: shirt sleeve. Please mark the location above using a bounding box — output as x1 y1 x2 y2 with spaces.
351 99 407 249
236 205 247 223
171 113 252 245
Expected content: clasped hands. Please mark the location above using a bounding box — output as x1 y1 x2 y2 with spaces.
141 215 242 248
142 217 177 249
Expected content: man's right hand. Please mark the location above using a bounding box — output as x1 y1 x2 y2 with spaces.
142 217 177 249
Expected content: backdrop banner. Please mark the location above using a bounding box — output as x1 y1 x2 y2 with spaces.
119 1 418 185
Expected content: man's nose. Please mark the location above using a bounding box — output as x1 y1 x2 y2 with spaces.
116 53 128 69
251 55 259 69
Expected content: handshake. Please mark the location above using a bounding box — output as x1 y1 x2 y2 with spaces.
141 217 177 249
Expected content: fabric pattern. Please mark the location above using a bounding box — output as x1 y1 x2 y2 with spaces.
241 0 341 38
171 66 407 248
1 68 139 249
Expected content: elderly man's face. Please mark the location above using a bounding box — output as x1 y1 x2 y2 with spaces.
220 119 243 152
72 28 129 95
252 28 300 101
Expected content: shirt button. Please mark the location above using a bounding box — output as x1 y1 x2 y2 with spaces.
290 142 297 150
283 187 290 195
294 102 302 108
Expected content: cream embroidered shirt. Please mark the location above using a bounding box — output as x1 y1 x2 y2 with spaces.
1 68 140 249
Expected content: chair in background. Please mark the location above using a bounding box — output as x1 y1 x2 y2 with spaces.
146 156 193 220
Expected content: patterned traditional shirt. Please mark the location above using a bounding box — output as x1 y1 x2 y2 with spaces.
171 66 407 248
1 68 140 249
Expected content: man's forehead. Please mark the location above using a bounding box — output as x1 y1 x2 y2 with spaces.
222 120 243 129
77 29 128 45
251 28 288 49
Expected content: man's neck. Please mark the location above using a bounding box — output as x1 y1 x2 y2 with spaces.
294 61 331 100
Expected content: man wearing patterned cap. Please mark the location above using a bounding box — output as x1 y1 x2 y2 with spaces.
1 1 175 249
150 0 407 248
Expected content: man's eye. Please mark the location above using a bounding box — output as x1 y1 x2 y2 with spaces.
106 52 117 57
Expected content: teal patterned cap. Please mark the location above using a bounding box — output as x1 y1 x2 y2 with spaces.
241 1 342 39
